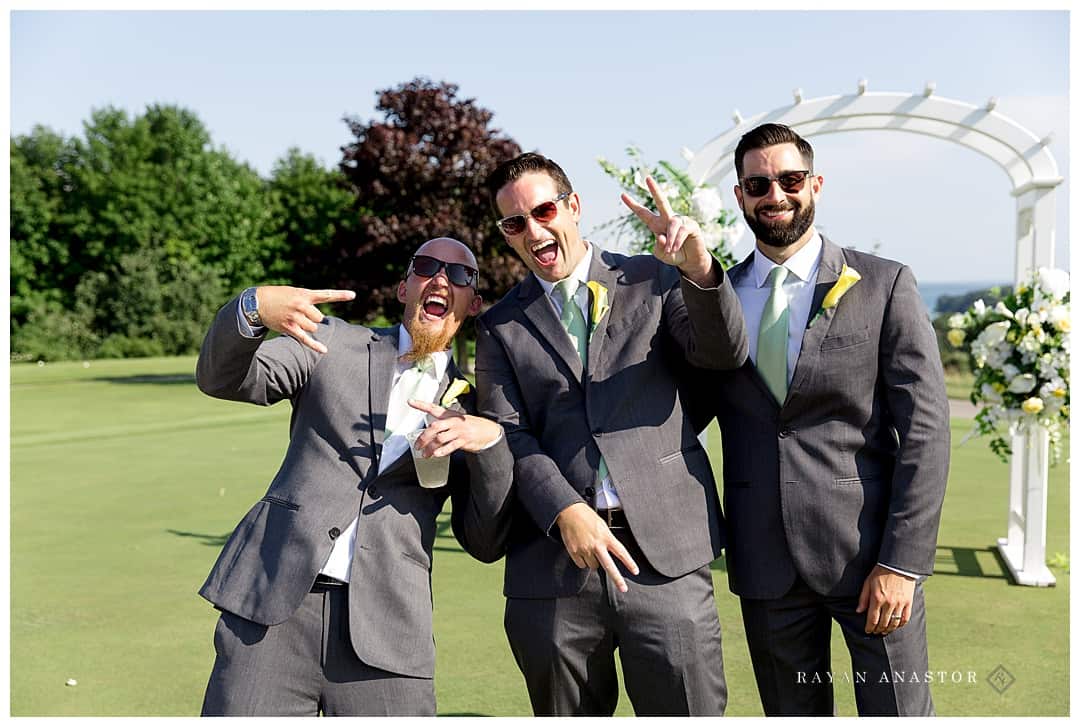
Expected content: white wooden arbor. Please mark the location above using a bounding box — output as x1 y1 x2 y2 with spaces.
687 81 1063 587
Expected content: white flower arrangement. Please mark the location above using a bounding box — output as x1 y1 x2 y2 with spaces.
596 145 742 268
947 267 1071 463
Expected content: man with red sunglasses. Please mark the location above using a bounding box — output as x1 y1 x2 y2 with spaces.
195 237 513 715
475 152 747 715
713 123 949 716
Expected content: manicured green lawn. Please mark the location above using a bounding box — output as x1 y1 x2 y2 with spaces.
10 357 1069 715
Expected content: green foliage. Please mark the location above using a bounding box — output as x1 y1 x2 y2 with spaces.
10 105 281 360
596 145 740 269
267 148 356 286
933 313 972 374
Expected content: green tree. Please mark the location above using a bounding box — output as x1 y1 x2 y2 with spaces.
11 105 285 360
267 148 356 288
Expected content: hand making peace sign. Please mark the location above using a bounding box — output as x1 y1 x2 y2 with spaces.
621 175 718 288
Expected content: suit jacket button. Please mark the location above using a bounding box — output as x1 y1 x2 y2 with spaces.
328 527 341 540
584 487 596 497
368 485 379 497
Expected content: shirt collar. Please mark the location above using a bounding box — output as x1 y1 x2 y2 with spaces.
396 323 450 379
752 232 823 288
534 241 594 298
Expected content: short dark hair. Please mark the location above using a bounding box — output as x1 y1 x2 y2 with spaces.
733 123 814 179
485 152 574 215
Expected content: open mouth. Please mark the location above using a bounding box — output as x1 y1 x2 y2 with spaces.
421 293 449 319
529 240 559 267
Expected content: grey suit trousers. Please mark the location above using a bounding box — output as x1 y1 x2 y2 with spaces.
503 530 727 716
739 576 934 716
201 586 434 716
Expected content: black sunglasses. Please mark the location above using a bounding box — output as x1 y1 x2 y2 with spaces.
410 255 478 288
496 191 571 236
739 170 812 197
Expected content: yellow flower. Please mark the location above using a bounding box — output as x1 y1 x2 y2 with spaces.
441 378 471 407
1056 318 1071 333
1022 397 1045 415
1053 387 1067 399
946 329 966 347
586 281 611 333
822 265 861 309
808 265 861 327
992 382 1006 393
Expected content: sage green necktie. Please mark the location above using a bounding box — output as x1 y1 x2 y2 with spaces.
553 279 610 490
757 266 790 404
386 355 433 438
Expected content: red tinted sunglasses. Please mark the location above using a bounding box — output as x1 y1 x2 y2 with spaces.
496 192 571 236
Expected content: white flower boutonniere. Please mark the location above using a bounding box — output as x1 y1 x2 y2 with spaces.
586 281 610 339
809 264 861 327
441 378 471 408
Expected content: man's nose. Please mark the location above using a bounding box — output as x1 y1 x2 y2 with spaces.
524 214 547 239
762 179 787 203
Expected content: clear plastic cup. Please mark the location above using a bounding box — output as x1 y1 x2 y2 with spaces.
404 428 450 488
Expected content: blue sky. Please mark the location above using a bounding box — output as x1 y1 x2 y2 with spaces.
10 9 1070 284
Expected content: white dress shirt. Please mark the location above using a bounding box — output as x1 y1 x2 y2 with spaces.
534 243 622 510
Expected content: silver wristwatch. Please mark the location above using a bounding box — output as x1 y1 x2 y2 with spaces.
240 287 262 327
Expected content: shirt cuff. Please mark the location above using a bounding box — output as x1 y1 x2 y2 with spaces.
236 300 267 339
878 562 924 580
475 430 504 451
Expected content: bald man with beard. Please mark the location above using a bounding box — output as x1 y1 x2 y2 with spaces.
196 238 514 716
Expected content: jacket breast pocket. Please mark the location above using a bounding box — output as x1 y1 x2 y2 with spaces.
260 495 300 511
820 326 871 352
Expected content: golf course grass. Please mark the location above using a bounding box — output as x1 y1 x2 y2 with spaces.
10 356 1069 716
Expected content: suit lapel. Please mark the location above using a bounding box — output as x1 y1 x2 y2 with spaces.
585 250 619 377
519 273 586 384
368 326 399 464
787 238 845 399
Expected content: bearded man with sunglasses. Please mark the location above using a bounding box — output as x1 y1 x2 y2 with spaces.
195 237 514 716
711 123 949 716
475 152 747 716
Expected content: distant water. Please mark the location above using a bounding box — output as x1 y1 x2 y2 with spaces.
918 281 1010 316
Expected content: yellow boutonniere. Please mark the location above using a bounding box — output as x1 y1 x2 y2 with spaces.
809 264 861 327
441 378 471 408
586 281 610 338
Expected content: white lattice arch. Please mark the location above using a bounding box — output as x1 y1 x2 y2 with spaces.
687 82 1063 588
686 82 1062 284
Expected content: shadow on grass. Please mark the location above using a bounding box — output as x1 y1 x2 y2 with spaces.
168 529 230 547
95 374 196 385
933 544 1009 579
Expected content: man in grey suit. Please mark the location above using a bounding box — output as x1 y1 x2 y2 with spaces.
196 237 513 716
475 152 747 716
712 123 950 716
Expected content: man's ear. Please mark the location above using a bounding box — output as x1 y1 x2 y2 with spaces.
467 293 483 317
397 280 407 304
733 184 745 212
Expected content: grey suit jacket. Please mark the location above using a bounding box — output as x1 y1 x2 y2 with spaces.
195 298 514 678
712 238 950 600
475 249 748 599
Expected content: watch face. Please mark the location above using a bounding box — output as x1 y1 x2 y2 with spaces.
242 289 260 324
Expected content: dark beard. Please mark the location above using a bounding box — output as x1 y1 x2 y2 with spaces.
743 197 815 248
